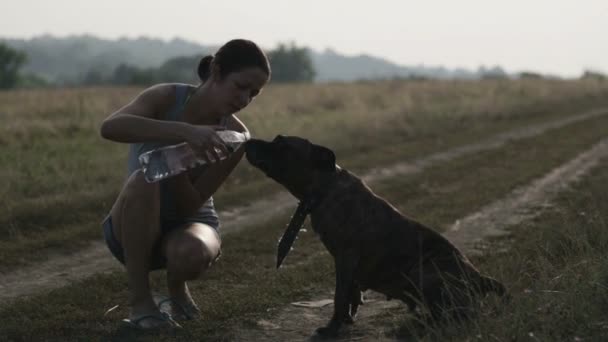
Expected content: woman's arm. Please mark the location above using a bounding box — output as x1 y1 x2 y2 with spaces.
99 84 192 143
101 114 193 144
190 146 245 204
99 84 180 143
171 115 250 213
168 147 245 216
189 114 249 200
100 84 228 162
224 114 249 135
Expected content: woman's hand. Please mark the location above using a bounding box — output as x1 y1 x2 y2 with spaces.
181 125 230 164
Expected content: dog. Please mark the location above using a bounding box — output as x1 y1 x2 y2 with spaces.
245 135 506 338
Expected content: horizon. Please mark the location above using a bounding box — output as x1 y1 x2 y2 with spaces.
1 0 607 78
2 32 513 74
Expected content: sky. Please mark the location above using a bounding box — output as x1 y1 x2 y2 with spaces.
1 0 607 77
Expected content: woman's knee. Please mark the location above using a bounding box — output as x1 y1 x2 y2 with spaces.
165 233 219 278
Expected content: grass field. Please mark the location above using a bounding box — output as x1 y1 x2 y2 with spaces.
2 78 608 271
1 78 608 340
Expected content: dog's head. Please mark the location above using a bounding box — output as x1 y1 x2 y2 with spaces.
245 135 336 200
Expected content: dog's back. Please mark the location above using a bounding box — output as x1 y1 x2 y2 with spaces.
311 168 464 263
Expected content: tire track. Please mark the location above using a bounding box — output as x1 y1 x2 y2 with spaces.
444 137 608 254
0 108 606 305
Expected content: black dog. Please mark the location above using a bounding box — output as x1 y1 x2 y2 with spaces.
245 135 506 338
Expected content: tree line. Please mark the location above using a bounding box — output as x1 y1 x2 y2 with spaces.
0 41 316 89
0 43 26 89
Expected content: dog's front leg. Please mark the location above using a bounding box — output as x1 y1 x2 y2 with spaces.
316 251 358 338
348 282 363 322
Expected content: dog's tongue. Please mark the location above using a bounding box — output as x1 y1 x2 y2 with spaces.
276 201 310 268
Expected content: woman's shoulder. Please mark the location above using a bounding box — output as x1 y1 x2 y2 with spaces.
136 83 194 110
143 83 181 99
155 83 200 101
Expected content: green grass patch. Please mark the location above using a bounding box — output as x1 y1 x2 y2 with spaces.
0 211 334 341
2 96 608 340
384 160 608 341
371 113 608 230
2 85 608 271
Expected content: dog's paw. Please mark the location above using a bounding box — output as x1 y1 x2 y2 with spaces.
343 314 355 325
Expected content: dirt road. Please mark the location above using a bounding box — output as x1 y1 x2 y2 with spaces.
0 108 606 306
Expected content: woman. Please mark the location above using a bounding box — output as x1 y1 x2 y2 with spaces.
99 39 270 330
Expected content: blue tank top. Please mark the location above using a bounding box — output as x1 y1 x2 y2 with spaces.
123 84 224 228
126 84 192 176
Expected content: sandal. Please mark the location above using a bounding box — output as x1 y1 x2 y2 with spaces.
157 297 202 321
121 311 182 331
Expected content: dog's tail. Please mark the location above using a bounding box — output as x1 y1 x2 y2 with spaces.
478 275 507 297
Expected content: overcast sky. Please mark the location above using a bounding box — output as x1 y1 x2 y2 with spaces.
1 0 606 77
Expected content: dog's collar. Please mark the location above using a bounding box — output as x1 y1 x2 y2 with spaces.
301 166 341 212
276 200 310 268
275 167 340 268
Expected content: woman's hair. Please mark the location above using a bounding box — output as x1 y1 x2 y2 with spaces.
197 39 271 82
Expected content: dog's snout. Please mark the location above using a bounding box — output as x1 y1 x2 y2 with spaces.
244 141 258 162
244 139 263 155
245 139 271 167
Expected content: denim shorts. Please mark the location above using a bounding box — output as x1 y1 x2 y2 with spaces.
102 195 220 270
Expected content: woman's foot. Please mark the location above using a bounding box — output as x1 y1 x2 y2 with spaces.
154 283 201 321
122 311 182 330
157 297 201 321
160 283 202 321
124 295 182 330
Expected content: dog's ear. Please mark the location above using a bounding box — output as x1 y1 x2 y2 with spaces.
312 145 336 171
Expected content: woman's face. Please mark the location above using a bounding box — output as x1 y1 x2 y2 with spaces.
210 66 269 116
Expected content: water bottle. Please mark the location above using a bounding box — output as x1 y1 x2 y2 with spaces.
139 130 250 183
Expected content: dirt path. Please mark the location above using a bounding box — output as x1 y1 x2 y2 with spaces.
0 108 606 306
230 137 608 341
443 137 608 254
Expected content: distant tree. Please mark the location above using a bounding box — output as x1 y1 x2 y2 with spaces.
17 73 50 88
106 42 318 86
0 42 27 89
267 42 315 83
581 69 607 81
478 65 508 80
518 71 544 80
83 69 106 85
111 63 158 85
106 56 199 86
112 64 136 84
158 55 200 83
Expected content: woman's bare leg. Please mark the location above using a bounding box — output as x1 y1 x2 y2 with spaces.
162 223 221 318
109 170 169 327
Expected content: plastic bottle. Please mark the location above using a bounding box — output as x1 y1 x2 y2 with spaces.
139 130 250 183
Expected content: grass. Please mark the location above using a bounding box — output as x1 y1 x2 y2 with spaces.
387 159 608 341
371 112 608 231
2 79 608 271
1 88 608 340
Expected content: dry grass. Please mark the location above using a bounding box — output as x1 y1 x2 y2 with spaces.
1 78 608 271
2 96 608 340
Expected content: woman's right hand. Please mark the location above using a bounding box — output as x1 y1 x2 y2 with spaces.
181 125 230 164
